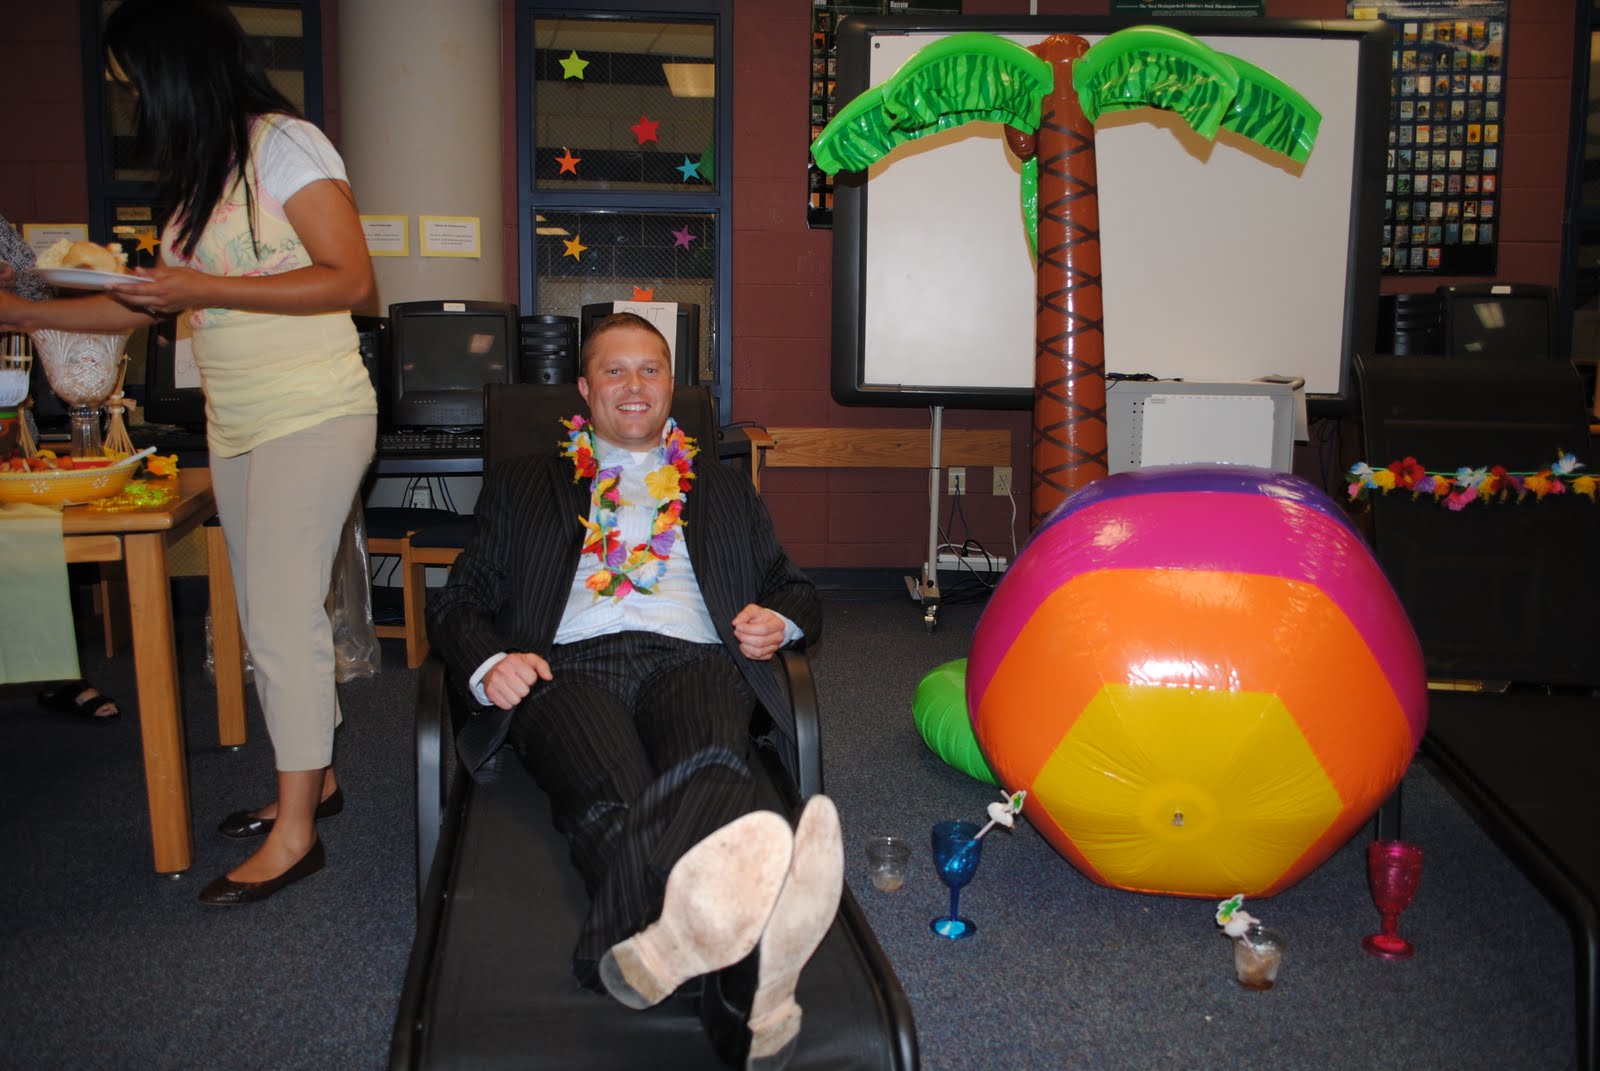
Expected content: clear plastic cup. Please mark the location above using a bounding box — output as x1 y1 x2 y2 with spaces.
865 835 911 892
1233 925 1286 990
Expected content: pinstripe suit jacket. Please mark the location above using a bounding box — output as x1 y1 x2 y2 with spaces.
427 447 823 778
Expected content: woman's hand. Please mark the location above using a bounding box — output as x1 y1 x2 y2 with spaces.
110 265 216 318
0 264 16 291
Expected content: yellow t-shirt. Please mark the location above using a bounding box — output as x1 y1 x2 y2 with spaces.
161 115 375 457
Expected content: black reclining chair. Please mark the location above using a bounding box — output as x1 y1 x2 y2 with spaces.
1356 354 1600 1071
389 383 919 1071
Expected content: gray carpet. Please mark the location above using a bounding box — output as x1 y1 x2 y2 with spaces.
0 584 1581 1070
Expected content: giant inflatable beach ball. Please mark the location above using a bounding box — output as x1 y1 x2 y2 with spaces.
966 466 1427 899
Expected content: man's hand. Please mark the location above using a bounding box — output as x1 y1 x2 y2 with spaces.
0 264 16 291
482 652 553 710
732 604 786 661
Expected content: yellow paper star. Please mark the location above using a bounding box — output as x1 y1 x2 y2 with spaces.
135 231 160 255
563 235 588 261
559 50 589 80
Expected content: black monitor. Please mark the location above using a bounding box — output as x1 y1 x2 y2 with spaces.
579 303 700 385
385 300 520 430
141 317 207 430
1437 284 1557 361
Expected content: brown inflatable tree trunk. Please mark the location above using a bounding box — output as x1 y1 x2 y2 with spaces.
1027 35 1107 528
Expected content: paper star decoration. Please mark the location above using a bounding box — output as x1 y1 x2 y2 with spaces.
630 114 661 146
671 226 697 249
631 287 656 301
675 157 702 182
555 147 581 175
135 231 160 255
562 235 588 261
559 51 589 80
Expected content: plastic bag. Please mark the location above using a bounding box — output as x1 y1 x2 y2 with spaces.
326 495 380 682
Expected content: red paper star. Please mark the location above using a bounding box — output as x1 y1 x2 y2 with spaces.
631 287 656 301
630 114 661 146
556 147 581 175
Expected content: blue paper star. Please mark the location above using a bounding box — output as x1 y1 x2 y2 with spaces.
675 156 702 182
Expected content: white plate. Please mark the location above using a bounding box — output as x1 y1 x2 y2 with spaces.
31 267 150 291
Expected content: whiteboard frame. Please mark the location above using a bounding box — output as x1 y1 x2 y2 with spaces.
827 16 1392 417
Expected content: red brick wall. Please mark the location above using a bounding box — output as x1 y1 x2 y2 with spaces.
2 1 1577 570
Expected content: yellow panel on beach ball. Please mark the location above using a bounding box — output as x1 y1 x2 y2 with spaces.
1032 683 1345 896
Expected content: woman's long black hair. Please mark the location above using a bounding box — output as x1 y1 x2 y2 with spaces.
103 0 301 258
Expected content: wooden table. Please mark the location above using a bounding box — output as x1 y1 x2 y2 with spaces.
62 468 246 874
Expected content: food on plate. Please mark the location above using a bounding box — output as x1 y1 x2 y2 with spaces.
36 239 130 274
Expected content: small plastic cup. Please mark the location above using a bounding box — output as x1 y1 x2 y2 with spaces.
1233 925 1286 990
865 835 912 892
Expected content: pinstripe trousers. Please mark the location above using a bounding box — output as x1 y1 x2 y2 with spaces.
506 630 759 988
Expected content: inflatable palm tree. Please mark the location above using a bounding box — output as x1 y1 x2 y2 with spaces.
812 27 1320 527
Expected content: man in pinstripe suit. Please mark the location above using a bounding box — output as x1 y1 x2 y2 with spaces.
428 314 840 1069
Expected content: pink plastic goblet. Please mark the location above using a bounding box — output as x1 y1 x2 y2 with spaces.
1362 839 1423 960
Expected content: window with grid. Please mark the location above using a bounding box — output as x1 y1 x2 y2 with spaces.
518 4 732 411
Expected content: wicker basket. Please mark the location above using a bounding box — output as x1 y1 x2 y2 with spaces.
0 455 139 506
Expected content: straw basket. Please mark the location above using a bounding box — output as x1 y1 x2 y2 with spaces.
0 454 140 506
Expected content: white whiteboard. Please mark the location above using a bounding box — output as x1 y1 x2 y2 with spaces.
830 18 1390 413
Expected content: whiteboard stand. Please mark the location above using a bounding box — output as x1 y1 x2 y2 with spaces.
903 406 943 631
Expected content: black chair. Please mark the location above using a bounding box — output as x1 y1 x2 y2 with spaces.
1356 353 1600 1071
1355 354 1600 687
388 386 918 1071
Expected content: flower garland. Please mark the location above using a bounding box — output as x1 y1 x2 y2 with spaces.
561 414 696 599
1348 451 1596 511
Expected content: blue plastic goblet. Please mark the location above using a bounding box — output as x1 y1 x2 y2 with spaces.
930 820 983 939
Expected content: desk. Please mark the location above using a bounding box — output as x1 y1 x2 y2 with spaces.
62 468 246 874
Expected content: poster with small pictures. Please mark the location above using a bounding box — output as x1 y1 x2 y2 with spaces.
1351 2 1507 275
807 0 962 229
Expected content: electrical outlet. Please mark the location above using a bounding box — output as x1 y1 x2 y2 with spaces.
410 487 431 508
947 467 966 495
993 466 1012 496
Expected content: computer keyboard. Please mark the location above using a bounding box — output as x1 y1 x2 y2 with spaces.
378 430 484 455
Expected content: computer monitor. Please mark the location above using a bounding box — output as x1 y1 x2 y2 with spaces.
1437 284 1557 361
385 299 520 430
579 302 700 385
141 317 206 429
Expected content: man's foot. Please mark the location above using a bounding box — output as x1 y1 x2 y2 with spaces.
701 796 844 1071
600 811 794 1010
37 681 119 722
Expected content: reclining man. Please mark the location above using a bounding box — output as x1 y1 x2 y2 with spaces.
427 312 840 1071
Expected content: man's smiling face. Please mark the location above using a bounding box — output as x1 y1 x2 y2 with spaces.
578 324 674 452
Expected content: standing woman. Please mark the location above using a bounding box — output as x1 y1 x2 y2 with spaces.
0 0 376 904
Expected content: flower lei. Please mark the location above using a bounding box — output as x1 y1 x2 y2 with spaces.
1348 451 1596 511
561 414 696 599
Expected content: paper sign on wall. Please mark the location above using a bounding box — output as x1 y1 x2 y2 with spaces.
612 300 680 373
419 215 481 258
20 223 88 260
361 215 409 257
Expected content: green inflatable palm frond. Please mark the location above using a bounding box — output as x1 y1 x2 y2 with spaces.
1218 56 1321 164
811 32 1053 176
1073 26 1320 163
1072 26 1240 142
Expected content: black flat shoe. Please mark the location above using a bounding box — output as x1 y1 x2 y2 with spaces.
198 839 325 906
217 786 345 839
37 681 120 722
